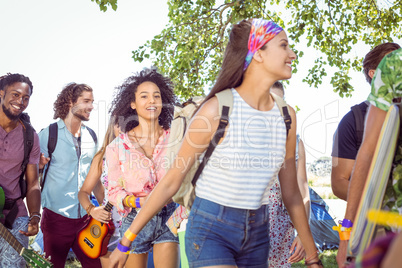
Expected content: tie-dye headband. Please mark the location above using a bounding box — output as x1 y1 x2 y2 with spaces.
244 19 283 70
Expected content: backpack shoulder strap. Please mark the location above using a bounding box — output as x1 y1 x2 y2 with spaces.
351 104 364 148
20 119 34 177
41 122 58 190
191 89 233 186
215 88 233 118
47 122 58 158
19 118 34 199
271 92 292 137
86 126 98 144
191 104 230 186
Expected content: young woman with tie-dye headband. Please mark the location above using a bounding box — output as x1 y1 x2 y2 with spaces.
109 18 323 268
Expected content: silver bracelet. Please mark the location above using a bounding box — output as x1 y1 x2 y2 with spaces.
29 214 41 222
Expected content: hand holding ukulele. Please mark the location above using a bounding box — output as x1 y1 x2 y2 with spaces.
88 205 112 224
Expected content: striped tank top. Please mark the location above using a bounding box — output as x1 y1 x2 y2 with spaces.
196 88 287 209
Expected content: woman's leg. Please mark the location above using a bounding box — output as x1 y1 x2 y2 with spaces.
127 253 149 268
125 254 142 267
153 242 179 268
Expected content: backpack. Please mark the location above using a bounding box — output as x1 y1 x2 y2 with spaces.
40 122 97 191
19 113 35 199
168 89 291 210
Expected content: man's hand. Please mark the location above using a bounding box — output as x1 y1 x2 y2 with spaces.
19 217 39 236
39 153 50 170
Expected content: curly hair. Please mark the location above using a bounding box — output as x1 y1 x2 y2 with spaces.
109 67 176 132
0 73 33 94
53 83 93 120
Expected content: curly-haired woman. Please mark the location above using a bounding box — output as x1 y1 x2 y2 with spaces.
106 68 179 268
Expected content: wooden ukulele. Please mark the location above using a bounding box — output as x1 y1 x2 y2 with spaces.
0 187 53 267
77 202 115 259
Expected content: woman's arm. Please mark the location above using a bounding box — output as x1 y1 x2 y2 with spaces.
106 142 135 216
288 139 311 263
279 107 321 267
78 154 110 223
109 97 220 266
297 139 310 220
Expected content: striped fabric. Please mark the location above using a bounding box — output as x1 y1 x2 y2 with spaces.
196 88 287 210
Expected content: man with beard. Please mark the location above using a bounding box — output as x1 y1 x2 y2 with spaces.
0 73 41 267
38 83 101 268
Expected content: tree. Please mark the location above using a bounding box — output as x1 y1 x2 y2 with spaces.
95 0 402 99
90 0 117 12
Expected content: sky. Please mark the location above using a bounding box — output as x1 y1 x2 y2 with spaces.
1 0 398 164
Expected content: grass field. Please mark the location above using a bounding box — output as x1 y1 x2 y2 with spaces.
63 250 338 267
291 250 337 267
63 250 338 268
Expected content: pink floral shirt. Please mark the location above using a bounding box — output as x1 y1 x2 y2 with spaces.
106 130 170 217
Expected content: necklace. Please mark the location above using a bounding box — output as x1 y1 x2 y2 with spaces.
132 131 160 159
133 135 151 159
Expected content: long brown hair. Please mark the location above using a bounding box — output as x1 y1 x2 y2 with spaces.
198 19 252 108
94 116 118 173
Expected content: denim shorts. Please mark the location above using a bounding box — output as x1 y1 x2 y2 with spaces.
185 197 270 268
120 202 179 254
107 234 119 251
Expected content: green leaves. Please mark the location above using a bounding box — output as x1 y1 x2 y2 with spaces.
94 0 402 99
90 0 118 12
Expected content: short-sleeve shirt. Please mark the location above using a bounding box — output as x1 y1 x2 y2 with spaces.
367 48 402 214
331 101 369 160
0 122 40 220
39 119 97 219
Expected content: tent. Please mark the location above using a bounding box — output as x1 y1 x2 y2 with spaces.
309 187 340 251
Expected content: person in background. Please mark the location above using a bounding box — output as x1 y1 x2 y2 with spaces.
268 81 310 267
336 48 402 267
331 43 400 201
109 18 323 268
0 73 41 268
78 116 137 267
106 68 179 268
381 232 402 267
39 83 100 268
